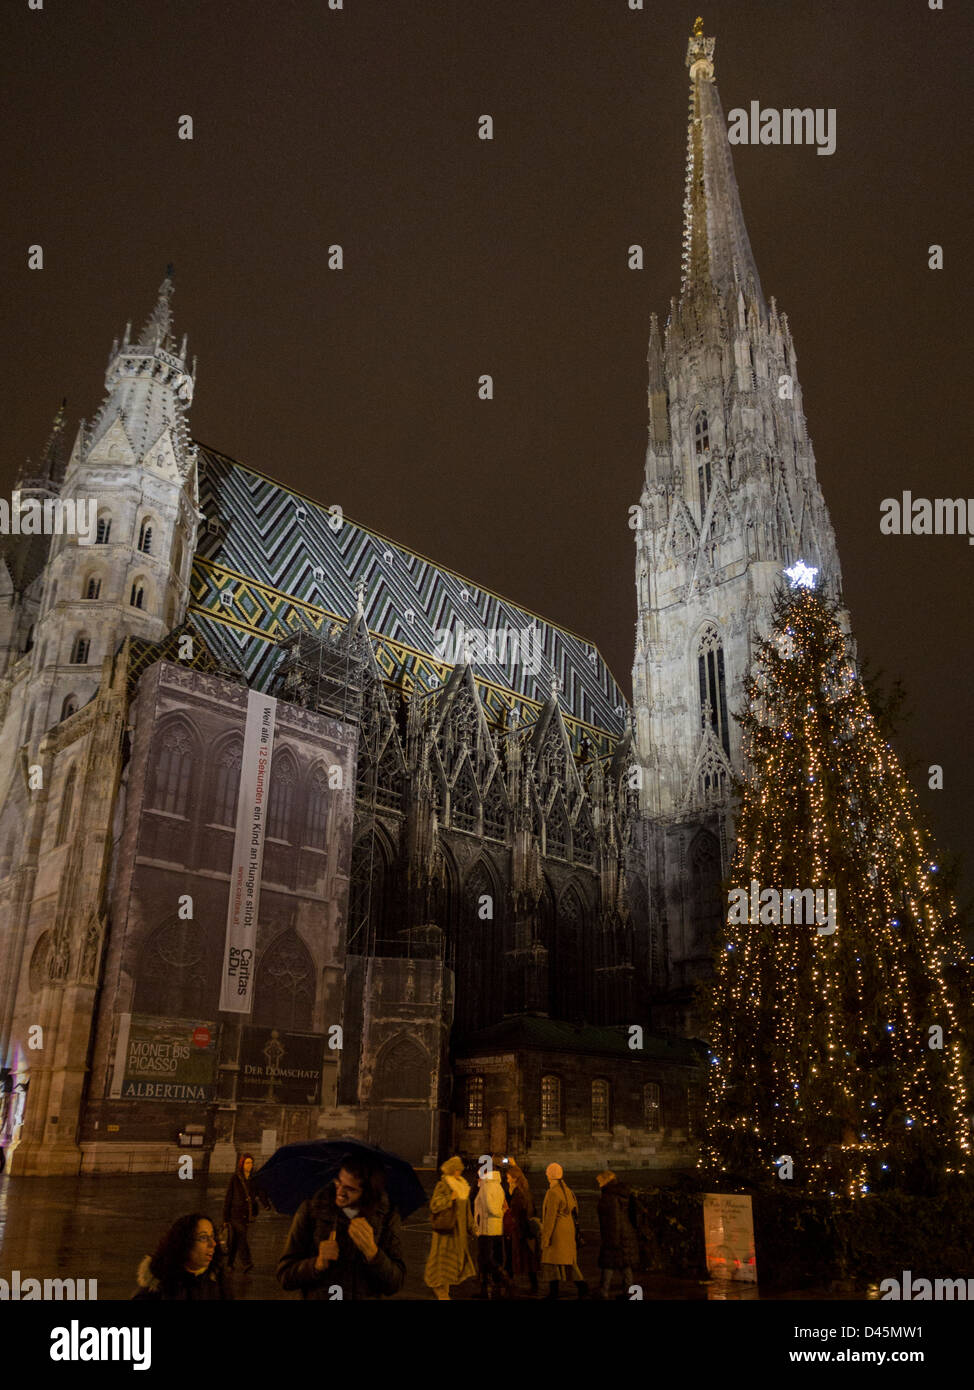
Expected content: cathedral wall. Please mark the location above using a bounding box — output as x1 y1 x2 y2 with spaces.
79 660 358 1171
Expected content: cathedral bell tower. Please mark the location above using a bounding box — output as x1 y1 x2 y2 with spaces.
631 23 848 1028
27 271 199 741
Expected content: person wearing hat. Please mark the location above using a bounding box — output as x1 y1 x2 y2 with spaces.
539 1162 588 1299
595 1169 640 1299
424 1156 477 1300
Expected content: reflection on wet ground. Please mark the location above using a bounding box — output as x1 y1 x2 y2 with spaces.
0 1171 866 1300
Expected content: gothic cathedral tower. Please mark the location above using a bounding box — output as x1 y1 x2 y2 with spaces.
631 24 848 1032
0 274 199 1173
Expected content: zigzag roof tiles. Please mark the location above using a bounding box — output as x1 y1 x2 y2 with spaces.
188 446 628 754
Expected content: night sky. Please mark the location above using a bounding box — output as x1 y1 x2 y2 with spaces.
3 1 972 905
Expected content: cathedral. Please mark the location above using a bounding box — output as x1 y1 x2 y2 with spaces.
0 25 846 1174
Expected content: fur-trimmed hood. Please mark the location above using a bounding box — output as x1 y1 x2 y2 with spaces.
135 1255 158 1292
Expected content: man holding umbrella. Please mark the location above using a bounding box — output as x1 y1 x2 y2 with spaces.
276 1152 406 1300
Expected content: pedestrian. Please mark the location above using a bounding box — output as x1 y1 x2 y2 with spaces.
132 1212 232 1300
423 1155 477 1300
595 1169 640 1299
276 1152 405 1300
503 1158 539 1295
222 1152 259 1273
474 1165 512 1299
539 1162 589 1299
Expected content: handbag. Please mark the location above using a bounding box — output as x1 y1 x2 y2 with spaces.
430 1202 456 1233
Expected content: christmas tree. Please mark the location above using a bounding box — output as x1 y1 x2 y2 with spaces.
700 572 971 1196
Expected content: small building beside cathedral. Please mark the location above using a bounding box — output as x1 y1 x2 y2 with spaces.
0 24 846 1175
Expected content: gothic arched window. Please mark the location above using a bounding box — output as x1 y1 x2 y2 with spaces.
348 835 388 952
70 632 90 664
450 760 479 834
573 805 596 868
152 724 194 816
694 411 710 455
84 575 101 600
211 740 242 826
689 830 724 953
305 766 328 847
372 1036 430 1101
60 694 77 722
697 624 730 757
267 754 296 841
551 885 586 1020
137 518 153 555
28 931 53 991
482 774 507 841
253 929 315 1031
134 918 214 1019
55 766 77 846
130 579 146 609
456 861 502 1033
545 796 570 861
95 514 111 545
172 535 184 576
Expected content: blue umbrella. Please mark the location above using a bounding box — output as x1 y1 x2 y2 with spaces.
253 1138 427 1218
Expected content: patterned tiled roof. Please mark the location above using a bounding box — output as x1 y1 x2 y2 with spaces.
188 446 629 754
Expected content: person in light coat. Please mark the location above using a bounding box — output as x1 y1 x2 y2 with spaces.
474 1166 512 1299
539 1162 589 1299
424 1155 477 1300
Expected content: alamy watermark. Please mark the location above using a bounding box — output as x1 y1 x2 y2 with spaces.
727 882 837 935
434 623 542 674
880 493 974 545
1 1269 97 1299
727 103 836 156
880 1271 974 1300
0 492 97 545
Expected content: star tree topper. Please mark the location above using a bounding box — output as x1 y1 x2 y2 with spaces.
784 560 819 589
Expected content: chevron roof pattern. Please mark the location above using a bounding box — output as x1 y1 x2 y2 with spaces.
188 446 629 754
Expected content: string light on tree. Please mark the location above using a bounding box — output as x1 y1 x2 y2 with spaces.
699 583 971 1198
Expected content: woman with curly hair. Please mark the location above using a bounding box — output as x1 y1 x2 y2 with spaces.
132 1212 232 1300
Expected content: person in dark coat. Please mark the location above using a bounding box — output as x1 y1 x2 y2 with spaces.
132 1213 232 1301
595 1170 640 1299
503 1159 539 1294
223 1152 259 1272
276 1153 406 1300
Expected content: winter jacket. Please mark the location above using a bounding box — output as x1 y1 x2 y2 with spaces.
277 1184 406 1300
474 1170 507 1236
223 1172 257 1226
132 1256 232 1301
540 1180 578 1266
424 1177 477 1289
597 1180 640 1270
506 1181 539 1277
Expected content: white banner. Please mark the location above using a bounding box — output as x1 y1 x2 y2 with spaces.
219 690 277 1013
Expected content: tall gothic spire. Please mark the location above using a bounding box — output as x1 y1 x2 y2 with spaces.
85 268 196 470
681 19 765 316
136 265 176 350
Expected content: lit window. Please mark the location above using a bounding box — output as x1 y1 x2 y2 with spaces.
541 1074 562 1132
466 1075 485 1130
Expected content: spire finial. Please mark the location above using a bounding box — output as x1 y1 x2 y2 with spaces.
137 268 176 349
687 19 715 77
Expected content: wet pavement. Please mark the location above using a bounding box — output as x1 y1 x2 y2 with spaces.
0 1170 867 1301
